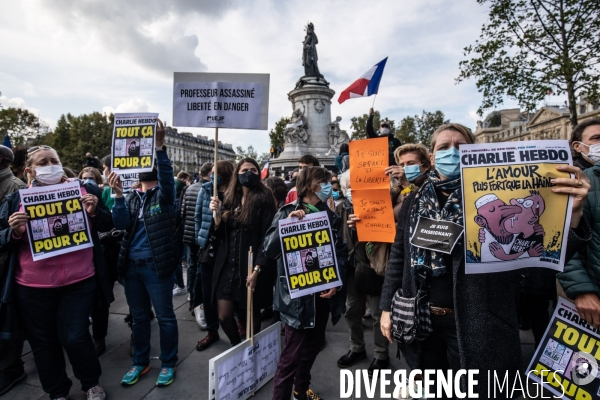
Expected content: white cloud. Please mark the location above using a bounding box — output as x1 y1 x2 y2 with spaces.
102 99 151 115
0 0 521 153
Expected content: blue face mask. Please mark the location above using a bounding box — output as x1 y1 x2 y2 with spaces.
346 188 352 204
435 147 461 180
316 182 332 202
404 164 422 182
332 190 340 200
83 179 96 186
210 174 222 188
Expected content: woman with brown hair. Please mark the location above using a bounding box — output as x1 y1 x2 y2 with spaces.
208 157 276 345
263 166 347 400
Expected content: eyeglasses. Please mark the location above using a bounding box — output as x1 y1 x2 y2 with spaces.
27 145 54 154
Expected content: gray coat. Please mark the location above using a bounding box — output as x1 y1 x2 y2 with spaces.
380 190 590 398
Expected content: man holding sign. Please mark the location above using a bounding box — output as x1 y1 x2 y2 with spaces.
0 145 113 400
263 166 347 400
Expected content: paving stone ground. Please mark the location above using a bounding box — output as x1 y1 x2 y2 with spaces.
9 269 537 400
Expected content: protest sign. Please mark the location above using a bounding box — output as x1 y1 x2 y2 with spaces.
208 322 281 400
527 298 600 399
460 140 573 274
409 217 464 255
278 211 342 299
110 173 138 198
20 181 94 261
111 113 158 174
173 72 270 130
349 137 395 243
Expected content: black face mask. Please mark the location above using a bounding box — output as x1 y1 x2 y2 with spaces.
238 171 259 188
139 169 158 182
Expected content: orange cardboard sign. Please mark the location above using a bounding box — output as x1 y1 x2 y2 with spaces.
349 137 395 243
349 137 390 190
353 189 395 243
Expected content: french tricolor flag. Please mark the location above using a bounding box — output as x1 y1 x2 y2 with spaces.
261 158 270 180
338 57 388 104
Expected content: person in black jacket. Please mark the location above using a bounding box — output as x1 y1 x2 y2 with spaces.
108 119 180 387
264 166 347 400
376 123 591 398
209 158 277 346
366 107 401 166
180 162 212 325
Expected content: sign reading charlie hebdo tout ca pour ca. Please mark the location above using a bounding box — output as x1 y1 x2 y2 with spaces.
111 113 158 174
278 211 342 299
460 140 573 274
20 181 94 261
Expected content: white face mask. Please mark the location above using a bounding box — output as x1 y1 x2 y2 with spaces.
380 127 390 135
578 142 600 164
34 164 64 184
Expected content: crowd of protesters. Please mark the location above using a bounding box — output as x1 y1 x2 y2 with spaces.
0 113 599 400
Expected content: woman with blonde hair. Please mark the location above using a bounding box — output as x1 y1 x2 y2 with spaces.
377 123 591 397
0 145 113 400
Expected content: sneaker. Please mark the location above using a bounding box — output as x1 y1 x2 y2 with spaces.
187 294 191 302
194 304 207 329
121 365 150 386
294 388 324 400
196 331 220 351
0 372 26 396
94 339 106 356
172 286 187 296
156 367 176 387
86 385 106 400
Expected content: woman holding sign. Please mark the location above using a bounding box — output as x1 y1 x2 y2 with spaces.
0 145 113 400
377 123 591 397
263 166 347 400
208 157 276 346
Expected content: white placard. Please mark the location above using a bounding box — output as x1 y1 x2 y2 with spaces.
173 72 270 130
208 322 281 400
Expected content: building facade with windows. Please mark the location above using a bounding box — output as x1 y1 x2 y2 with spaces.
474 97 600 144
165 127 236 173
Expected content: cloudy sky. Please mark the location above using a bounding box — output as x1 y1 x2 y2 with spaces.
1 0 531 154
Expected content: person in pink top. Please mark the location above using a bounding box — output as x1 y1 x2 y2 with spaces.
0 145 113 400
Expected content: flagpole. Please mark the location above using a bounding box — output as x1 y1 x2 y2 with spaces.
371 94 378 110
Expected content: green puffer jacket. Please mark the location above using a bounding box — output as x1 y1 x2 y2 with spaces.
558 164 600 298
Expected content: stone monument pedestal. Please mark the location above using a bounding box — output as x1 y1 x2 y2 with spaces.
270 79 339 175
269 23 348 177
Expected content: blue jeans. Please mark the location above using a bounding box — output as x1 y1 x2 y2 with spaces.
123 259 179 368
15 277 101 399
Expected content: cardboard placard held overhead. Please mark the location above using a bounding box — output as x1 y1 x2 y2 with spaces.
349 137 395 243
111 113 158 173
173 72 270 130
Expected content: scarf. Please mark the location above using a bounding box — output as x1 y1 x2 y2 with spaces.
409 170 463 277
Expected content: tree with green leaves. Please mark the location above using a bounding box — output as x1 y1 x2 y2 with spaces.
235 145 258 162
269 116 290 151
50 112 114 170
396 110 450 148
350 111 395 140
457 0 600 127
0 107 48 147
